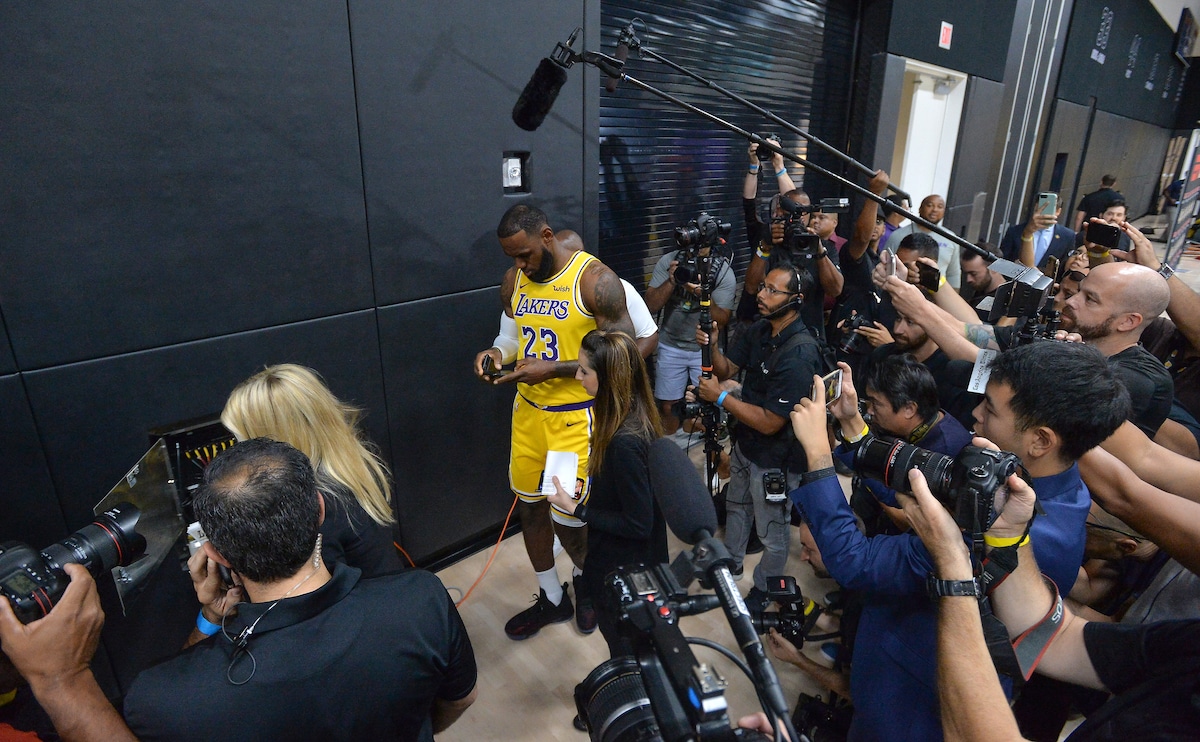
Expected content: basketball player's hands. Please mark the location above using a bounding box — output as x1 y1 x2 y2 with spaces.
473 348 503 382
498 357 560 385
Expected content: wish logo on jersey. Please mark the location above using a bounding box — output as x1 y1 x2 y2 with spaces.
513 293 571 320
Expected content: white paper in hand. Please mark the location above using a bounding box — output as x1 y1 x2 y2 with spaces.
542 450 579 498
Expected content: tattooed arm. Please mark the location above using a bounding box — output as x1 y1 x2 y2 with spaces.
581 260 637 339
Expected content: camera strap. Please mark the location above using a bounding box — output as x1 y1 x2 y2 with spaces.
1009 577 1065 681
977 595 1026 689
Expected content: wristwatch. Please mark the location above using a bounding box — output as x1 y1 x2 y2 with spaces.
1158 262 1175 281
926 573 980 600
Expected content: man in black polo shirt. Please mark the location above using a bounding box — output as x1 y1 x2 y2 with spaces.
0 439 477 742
1061 262 1174 436
1073 174 1123 232
694 265 823 612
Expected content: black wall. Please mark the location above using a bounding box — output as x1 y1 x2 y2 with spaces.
889 0 1018 82
0 0 597 694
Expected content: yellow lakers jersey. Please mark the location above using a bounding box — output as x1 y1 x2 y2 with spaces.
511 250 598 407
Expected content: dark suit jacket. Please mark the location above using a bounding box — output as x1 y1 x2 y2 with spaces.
999 223 1076 269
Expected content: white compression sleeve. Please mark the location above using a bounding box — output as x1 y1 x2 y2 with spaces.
492 313 519 364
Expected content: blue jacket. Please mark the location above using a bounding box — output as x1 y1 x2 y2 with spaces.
790 463 1089 740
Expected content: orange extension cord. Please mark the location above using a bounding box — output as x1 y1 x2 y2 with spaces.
393 493 520 608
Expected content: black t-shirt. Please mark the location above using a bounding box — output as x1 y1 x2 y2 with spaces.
1066 620 1200 741
124 566 476 742
1141 316 1200 421
1108 345 1174 436
726 317 823 468
1076 188 1123 221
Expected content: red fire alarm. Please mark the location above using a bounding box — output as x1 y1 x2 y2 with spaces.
939 21 953 50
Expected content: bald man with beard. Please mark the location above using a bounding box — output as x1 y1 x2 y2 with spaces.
1060 262 1174 437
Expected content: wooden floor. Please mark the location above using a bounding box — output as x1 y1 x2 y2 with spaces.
435 472 841 741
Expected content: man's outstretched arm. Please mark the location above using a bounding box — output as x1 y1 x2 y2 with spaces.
0 565 138 742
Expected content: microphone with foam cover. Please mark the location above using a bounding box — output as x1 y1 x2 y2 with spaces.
648 437 718 545
602 37 629 93
512 58 568 131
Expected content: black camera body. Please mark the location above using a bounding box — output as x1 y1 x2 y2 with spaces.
0 504 145 624
756 133 781 160
770 197 849 267
575 562 771 742
838 313 874 355
852 435 1023 531
750 575 822 646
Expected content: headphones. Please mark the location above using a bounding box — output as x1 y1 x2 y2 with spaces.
761 265 804 318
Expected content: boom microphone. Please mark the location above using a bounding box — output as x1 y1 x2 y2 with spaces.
603 25 633 93
512 57 568 131
648 437 718 545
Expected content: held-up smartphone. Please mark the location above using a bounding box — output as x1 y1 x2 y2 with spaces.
917 262 942 292
482 355 508 379
1036 191 1057 216
820 368 843 404
762 470 788 503
882 249 896 278
1087 222 1121 249
1041 256 1061 281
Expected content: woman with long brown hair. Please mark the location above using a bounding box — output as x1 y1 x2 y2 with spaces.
548 329 666 655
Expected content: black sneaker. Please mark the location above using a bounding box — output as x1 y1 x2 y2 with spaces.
573 576 598 634
744 586 770 616
745 530 765 555
505 583 574 640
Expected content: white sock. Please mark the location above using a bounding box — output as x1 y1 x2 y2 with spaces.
536 567 564 605
572 565 583 577
552 535 564 558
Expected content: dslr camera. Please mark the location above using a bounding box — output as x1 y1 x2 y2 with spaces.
756 133 781 161
852 435 1024 531
750 575 823 646
767 196 849 267
0 504 145 624
672 211 732 284
838 313 874 356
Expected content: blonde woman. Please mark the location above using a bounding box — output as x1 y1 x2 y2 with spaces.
222 364 402 576
548 330 666 655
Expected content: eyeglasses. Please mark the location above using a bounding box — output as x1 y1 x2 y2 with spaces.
1064 270 1088 282
758 284 797 297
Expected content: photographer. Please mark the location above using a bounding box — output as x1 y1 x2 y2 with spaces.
740 141 843 342
828 170 890 366
837 356 973 535
644 225 737 435
693 264 823 612
901 452 1200 740
0 439 477 741
786 340 1129 741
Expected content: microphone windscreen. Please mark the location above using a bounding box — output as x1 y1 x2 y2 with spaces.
512 58 568 132
648 437 718 545
603 41 628 93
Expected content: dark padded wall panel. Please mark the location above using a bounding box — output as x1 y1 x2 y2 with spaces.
1034 98 1091 227
598 0 856 286
352 0 590 306
946 76 1006 239
0 1 371 369
889 0 1017 82
377 291 514 563
1078 110 1171 216
21 311 387 536
0 314 15 376
0 374 66 546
